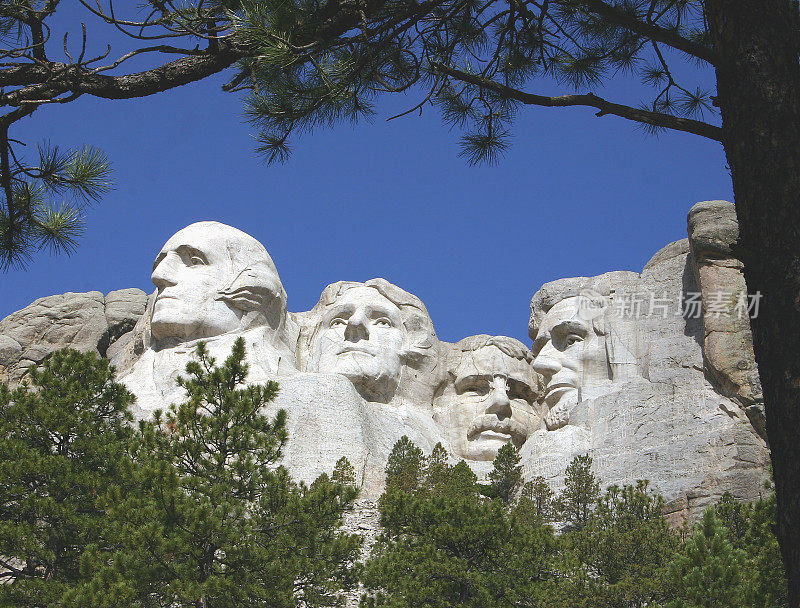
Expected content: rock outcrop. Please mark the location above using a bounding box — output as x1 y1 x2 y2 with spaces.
0 201 771 522
0 288 147 385
520 230 769 520
687 200 765 438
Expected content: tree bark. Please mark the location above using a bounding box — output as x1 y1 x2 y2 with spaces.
705 1 800 605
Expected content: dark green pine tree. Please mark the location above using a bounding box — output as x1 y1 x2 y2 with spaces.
515 477 555 527
67 337 361 608
332 455 359 487
423 442 451 491
741 493 790 608
666 509 748 608
487 443 523 503
361 438 556 608
384 435 427 493
572 481 677 608
0 349 135 607
716 490 789 608
556 455 600 532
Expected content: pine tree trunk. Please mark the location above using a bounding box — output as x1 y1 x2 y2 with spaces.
705 1 800 605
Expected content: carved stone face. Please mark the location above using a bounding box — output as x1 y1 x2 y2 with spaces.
531 296 609 410
437 340 539 461
150 222 281 343
310 286 405 401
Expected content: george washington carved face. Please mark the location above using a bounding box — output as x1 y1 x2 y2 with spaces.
150 221 286 344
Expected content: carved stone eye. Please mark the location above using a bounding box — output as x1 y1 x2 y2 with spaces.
190 256 205 266
374 317 393 327
466 381 490 396
330 318 348 328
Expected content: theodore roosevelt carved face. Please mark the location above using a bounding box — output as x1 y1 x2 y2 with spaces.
435 336 540 461
150 221 286 345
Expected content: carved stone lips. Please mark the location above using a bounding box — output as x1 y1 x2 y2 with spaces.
467 414 527 443
543 382 575 399
542 384 576 408
337 345 376 356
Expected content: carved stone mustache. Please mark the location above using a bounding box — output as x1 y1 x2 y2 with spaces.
467 414 528 443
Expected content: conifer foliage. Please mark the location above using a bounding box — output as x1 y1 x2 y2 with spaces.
555 479 678 608
0 349 135 607
72 337 361 608
235 0 722 165
667 509 748 608
0 1 244 268
0 342 361 608
682 491 789 608
487 443 523 503
0 350 791 607
362 438 556 608
555 454 600 532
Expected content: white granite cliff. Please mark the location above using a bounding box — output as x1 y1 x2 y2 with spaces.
0 202 769 523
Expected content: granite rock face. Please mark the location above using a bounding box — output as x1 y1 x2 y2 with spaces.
687 200 764 437
0 206 770 520
523 233 769 520
0 288 147 385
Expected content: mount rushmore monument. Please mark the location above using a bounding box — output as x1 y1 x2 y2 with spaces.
0 201 770 522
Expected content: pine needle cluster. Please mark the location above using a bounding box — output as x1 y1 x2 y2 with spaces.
0 143 112 270
0 340 361 608
229 0 718 163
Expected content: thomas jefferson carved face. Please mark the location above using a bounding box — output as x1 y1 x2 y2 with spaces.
310 286 405 401
436 337 540 461
150 222 284 344
531 296 609 410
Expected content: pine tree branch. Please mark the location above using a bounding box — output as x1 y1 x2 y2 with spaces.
0 43 247 108
578 0 718 65
303 0 389 43
433 63 722 140
69 42 249 100
1 0 390 106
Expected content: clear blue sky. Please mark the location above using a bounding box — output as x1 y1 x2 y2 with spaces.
1 10 732 345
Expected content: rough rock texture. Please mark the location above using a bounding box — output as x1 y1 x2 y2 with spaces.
523 225 769 521
0 289 147 385
643 238 691 271
520 378 769 522
0 210 771 526
341 499 381 607
263 372 444 497
687 200 764 438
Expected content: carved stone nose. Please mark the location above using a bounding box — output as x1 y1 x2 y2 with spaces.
532 356 560 377
532 342 561 378
151 256 178 290
485 377 512 420
344 310 369 342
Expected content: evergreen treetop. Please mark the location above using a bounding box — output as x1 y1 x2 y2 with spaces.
0 349 135 607
488 443 523 503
